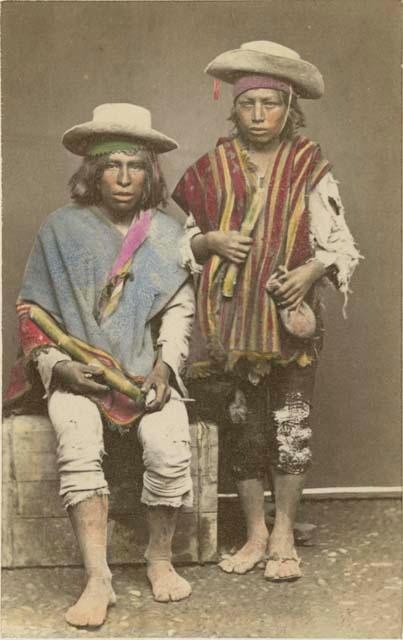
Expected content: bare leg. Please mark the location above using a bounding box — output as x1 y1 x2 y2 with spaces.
145 506 192 602
265 469 304 581
65 495 116 627
219 478 269 574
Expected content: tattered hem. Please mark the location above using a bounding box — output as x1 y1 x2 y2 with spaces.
141 487 193 510
231 469 266 482
270 462 312 476
140 497 193 509
4 345 67 410
186 350 316 380
63 487 110 511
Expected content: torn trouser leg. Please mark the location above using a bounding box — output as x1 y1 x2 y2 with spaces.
226 380 269 481
137 389 193 508
268 362 317 474
215 361 316 481
48 390 109 509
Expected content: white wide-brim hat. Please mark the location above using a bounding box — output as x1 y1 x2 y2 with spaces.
62 103 179 156
205 41 324 99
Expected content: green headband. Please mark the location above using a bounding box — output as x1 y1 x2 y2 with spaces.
87 139 144 157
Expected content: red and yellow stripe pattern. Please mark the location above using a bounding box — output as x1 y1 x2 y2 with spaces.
174 135 331 376
4 303 145 427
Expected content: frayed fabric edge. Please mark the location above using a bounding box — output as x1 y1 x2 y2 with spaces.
141 486 193 509
180 215 204 275
140 497 194 509
63 487 110 511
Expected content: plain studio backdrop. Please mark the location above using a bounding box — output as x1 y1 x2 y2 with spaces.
2 0 401 491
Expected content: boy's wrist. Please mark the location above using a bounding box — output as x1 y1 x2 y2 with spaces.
307 259 327 280
206 230 220 255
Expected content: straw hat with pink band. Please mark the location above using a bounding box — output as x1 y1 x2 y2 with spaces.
205 40 324 100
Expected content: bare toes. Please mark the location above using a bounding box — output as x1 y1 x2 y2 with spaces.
147 563 191 603
88 609 108 628
264 561 277 580
171 579 192 601
65 605 102 628
279 560 301 580
64 579 114 627
153 588 170 603
218 559 235 573
264 549 302 582
233 561 254 575
219 545 266 575
65 606 84 627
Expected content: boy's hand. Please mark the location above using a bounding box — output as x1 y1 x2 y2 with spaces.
52 360 109 395
268 261 326 310
206 230 253 264
141 358 171 412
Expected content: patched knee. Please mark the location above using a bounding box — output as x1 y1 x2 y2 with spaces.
272 393 313 474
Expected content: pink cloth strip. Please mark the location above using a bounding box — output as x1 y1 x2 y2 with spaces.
109 209 153 278
213 79 221 100
233 75 292 100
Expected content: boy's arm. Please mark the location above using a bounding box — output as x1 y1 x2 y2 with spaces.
190 230 253 265
142 280 195 411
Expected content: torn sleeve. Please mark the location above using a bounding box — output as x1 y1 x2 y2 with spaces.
34 347 72 397
179 213 204 275
309 172 364 315
157 280 195 396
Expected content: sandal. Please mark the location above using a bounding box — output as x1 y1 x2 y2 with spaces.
264 549 302 582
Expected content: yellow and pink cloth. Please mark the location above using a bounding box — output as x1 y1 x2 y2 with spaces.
5 205 190 427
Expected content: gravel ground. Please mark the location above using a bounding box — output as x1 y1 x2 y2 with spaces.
2 499 402 639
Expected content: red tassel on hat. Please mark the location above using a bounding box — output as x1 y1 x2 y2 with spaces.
213 79 221 100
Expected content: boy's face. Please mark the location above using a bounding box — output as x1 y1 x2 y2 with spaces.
99 152 146 216
234 88 287 147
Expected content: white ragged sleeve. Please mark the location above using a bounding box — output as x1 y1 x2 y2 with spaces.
35 347 72 397
179 213 204 275
309 172 363 315
157 279 195 396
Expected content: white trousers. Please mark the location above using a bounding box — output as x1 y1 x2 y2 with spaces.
48 388 193 510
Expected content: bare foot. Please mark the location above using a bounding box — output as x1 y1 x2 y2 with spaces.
147 561 192 602
65 576 116 627
219 536 268 574
265 534 301 581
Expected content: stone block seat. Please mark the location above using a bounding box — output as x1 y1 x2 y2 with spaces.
2 415 218 567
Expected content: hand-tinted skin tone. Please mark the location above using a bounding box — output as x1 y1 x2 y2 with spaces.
191 88 288 265
235 88 287 150
99 152 146 225
190 84 334 584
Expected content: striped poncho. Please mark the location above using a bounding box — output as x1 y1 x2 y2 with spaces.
173 135 331 378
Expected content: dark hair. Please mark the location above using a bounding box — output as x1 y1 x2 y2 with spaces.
229 91 306 142
69 149 168 209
